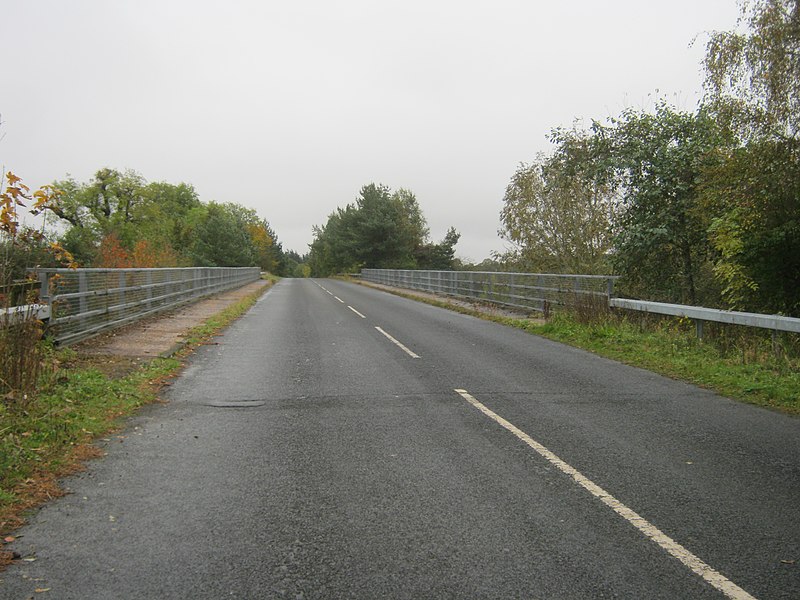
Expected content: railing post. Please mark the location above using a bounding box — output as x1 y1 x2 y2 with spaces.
118 271 126 309
38 271 51 305
145 271 153 310
538 275 544 311
78 271 88 327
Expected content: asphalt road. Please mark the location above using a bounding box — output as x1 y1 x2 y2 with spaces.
3 278 799 599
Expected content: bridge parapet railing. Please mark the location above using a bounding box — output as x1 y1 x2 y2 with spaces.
359 269 618 313
32 267 261 345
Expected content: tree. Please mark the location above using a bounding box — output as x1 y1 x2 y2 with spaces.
603 104 729 304
308 183 458 276
350 184 422 269
284 250 310 278
416 227 461 270
50 169 145 244
189 202 257 267
703 0 800 141
700 141 800 313
46 170 290 271
700 0 800 314
50 170 200 267
498 124 616 275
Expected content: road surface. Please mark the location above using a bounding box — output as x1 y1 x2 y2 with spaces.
3 278 799 599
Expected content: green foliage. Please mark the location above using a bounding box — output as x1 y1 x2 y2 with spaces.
309 183 459 276
283 250 311 278
494 0 799 316
699 0 800 315
703 0 800 141
527 311 800 413
0 357 177 508
603 103 731 305
47 168 294 272
52 169 202 265
416 227 461 270
189 202 256 267
700 139 800 314
498 124 617 274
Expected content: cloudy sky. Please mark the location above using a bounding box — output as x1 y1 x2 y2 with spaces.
1 1 740 262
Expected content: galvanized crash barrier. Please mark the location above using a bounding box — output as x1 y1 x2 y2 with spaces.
360 269 618 313
610 298 800 340
32 267 261 345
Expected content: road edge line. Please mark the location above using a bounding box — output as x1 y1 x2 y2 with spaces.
453 388 757 600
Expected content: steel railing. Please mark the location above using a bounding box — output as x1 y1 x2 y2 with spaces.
33 267 261 345
360 269 799 340
360 269 618 312
610 298 800 338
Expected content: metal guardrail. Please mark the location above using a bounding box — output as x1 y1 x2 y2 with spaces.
610 298 800 338
33 267 261 345
360 269 618 312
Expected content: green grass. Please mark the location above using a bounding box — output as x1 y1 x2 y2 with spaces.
0 280 273 521
0 357 178 504
521 313 800 414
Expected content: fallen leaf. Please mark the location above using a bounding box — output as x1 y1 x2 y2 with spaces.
3 536 15 543
781 559 796 565
34 588 51 593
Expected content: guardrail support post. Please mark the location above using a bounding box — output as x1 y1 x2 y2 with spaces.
695 319 704 341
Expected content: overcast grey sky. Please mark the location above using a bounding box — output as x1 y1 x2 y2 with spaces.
1 1 740 261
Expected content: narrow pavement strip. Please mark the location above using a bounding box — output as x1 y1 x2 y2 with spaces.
76 278 272 359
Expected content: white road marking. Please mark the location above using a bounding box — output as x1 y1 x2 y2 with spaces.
453 388 757 600
375 327 420 359
334 296 345 303
348 306 366 319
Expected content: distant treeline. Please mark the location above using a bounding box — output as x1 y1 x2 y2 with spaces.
15 167 308 278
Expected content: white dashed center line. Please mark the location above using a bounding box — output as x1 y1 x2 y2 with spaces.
348 306 366 319
375 327 420 359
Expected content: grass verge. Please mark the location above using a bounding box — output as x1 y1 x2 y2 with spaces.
353 279 800 415
0 279 273 558
515 313 799 414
